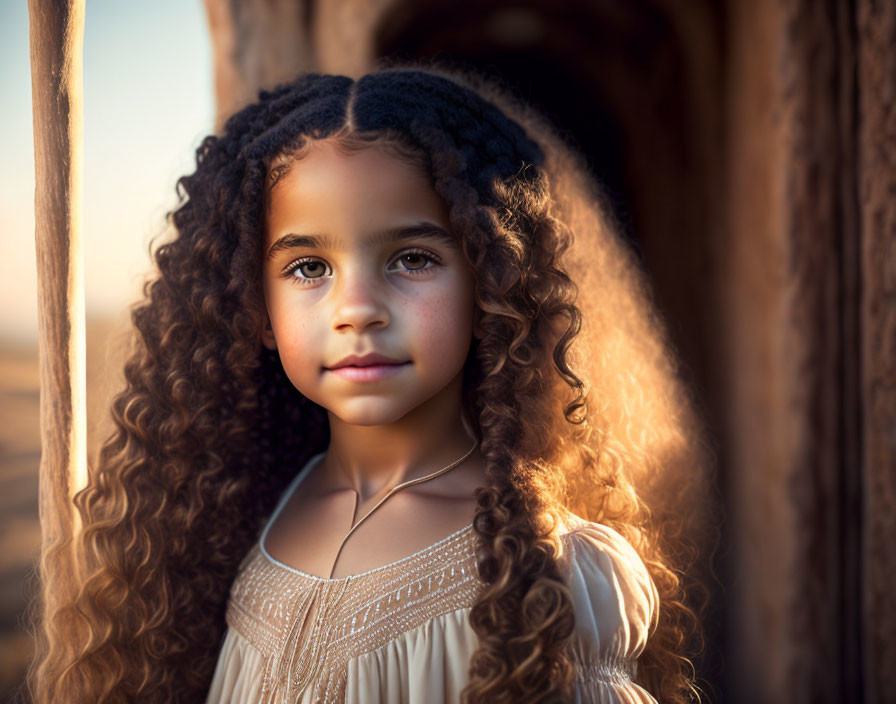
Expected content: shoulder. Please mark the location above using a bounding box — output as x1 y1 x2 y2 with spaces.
555 509 660 659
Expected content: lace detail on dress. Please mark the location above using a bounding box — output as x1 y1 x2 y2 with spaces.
227 525 484 703
222 507 656 703
575 658 637 686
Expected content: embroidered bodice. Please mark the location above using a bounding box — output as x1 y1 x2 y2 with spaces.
205 453 660 703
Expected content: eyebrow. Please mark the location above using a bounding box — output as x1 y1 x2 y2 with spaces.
265 223 458 260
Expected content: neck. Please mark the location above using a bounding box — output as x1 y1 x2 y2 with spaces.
323 372 476 502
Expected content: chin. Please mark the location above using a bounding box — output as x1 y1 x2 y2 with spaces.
330 400 416 427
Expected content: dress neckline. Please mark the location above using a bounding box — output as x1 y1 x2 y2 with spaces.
258 451 476 583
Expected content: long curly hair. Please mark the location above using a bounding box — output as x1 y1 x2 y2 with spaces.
25 64 711 703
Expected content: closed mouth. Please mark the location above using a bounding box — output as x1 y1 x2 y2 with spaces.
324 360 411 382
327 353 410 370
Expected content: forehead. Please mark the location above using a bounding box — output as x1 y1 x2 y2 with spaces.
265 140 449 245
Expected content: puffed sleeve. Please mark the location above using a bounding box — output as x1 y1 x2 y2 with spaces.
562 521 660 703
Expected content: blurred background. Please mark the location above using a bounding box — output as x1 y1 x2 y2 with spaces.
1 0 215 699
3 1 893 702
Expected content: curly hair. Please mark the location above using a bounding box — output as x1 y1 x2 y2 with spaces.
25 64 710 703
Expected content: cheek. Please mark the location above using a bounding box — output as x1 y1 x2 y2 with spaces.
407 277 474 365
279 330 317 389
267 294 321 384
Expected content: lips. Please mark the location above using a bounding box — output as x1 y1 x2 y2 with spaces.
327 352 408 370
325 352 411 383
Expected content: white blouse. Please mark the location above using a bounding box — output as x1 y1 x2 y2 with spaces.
206 454 660 703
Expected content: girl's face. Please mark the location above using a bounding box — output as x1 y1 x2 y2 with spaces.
261 139 477 426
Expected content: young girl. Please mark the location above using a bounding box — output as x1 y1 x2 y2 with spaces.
33 65 704 703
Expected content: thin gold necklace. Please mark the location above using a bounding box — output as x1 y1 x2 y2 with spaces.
328 436 478 578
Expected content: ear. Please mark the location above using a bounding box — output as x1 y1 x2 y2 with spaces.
261 316 277 350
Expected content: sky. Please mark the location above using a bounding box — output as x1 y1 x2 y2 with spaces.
0 0 214 346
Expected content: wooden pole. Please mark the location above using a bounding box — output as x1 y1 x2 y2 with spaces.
857 2 896 700
202 0 313 131
27 0 86 699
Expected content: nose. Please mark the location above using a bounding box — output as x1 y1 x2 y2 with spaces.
331 267 390 333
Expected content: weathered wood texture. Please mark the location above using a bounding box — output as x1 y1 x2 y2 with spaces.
27 0 86 701
723 0 895 702
202 0 314 131
776 0 858 699
857 1 896 701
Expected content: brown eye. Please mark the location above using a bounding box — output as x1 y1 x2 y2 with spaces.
388 250 438 274
298 261 327 278
400 253 428 270
285 258 331 282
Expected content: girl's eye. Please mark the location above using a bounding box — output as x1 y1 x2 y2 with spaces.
388 250 439 274
284 258 331 282
281 249 439 284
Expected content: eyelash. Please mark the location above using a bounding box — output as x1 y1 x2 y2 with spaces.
281 248 442 285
